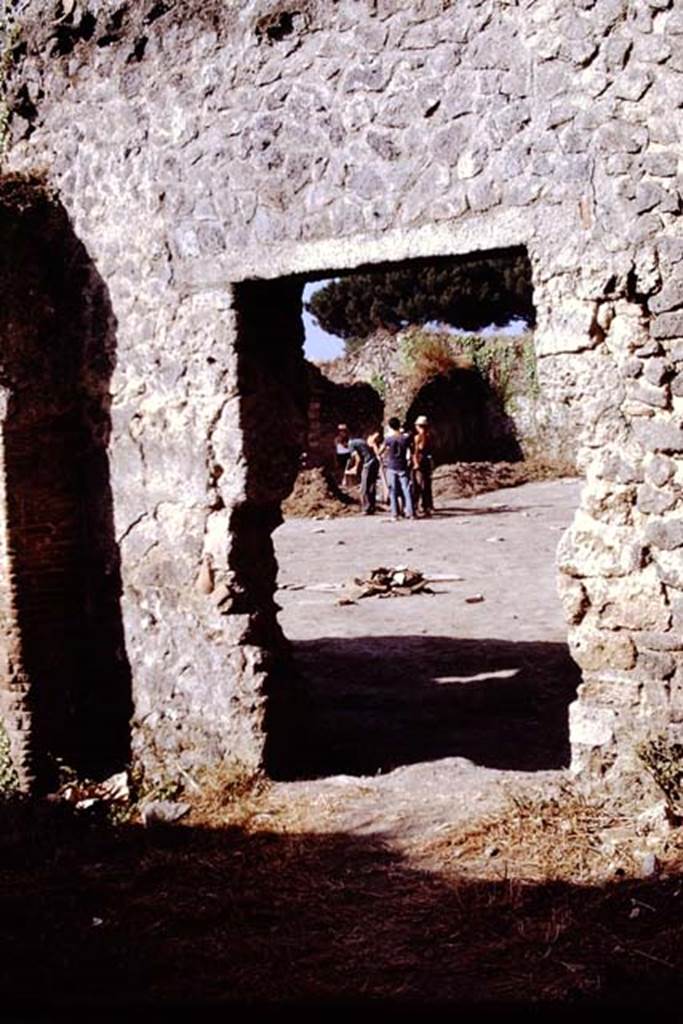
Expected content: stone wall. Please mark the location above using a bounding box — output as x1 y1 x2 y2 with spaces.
319 320 568 466
1 0 683 788
304 361 383 471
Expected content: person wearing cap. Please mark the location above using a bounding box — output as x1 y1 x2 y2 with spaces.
412 414 434 517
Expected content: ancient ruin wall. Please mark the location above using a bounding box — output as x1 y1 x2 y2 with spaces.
2 0 683 787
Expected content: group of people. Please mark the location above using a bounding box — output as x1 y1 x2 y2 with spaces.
335 416 434 520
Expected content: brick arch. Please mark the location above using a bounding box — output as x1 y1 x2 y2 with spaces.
0 177 132 790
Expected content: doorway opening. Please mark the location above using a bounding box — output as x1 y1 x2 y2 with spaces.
233 246 580 781
0 178 132 789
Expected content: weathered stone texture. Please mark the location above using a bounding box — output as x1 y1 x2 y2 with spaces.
1 0 683 785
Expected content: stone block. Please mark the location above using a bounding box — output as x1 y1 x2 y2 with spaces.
644 454 676 487
653 548 683 589
652 312 683 340
456 147 487 180
584 568 671 631
343 62 392 92
596 120 648 154
634 35 672 64
643 357 670 385
642 151 679 177
635 182 667 214
626 379 669 408
633 629 683 652
604 34 632 72
557 573 590 624
569 626 637 672
644 516 683 550
578 677 641 708
636 482 679 514
605 153 632 176
628 213 664 245
502 179 542 207
669 678 683 722
594 449 644 484
606 311 649 352
635 649 677 682
569 700 616 747
658 239 683 270
637 683 674 735
634 339 663 360
559 512 645 578
632 417 683 452
582 478 636 525
466 179 501 212
613 69 653 101
624 356 643 378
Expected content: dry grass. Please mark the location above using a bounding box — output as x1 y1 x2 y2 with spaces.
2 775 683 1009
408 787 656 884
401 332 464 387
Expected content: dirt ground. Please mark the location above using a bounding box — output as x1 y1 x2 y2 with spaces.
281 458 578 519
270 478 581 827
7 478 683 1013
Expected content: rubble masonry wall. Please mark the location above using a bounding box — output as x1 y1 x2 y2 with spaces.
2 0 683 786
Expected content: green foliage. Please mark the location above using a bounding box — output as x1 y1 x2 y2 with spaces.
306 252 535 340
0 2 20 161
368 372 386 400
457 334 517 408
0 722 19 794
638 736 683 818
521 336 540 399
398 326 538 413
128 760 183 804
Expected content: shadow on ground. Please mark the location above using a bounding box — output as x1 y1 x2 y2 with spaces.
268 635 580 779
1 797 682 1013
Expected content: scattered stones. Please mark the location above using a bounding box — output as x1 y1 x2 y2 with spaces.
140 800 191 827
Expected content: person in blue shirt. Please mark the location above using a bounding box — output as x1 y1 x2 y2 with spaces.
379 416 415 520
347 431 382 514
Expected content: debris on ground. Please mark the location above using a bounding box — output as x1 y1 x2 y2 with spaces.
48 770 131 810
283 459 578 519
351 566 433 598
140 799 191 827
431 458 578 500
465 593 485 603
282 467 358 518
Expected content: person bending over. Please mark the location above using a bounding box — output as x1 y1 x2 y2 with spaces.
347 432 381 515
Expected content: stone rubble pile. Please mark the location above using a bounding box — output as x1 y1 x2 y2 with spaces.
352 566 433 598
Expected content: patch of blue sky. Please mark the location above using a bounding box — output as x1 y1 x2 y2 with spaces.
302 280 344 362
422 317 529 337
